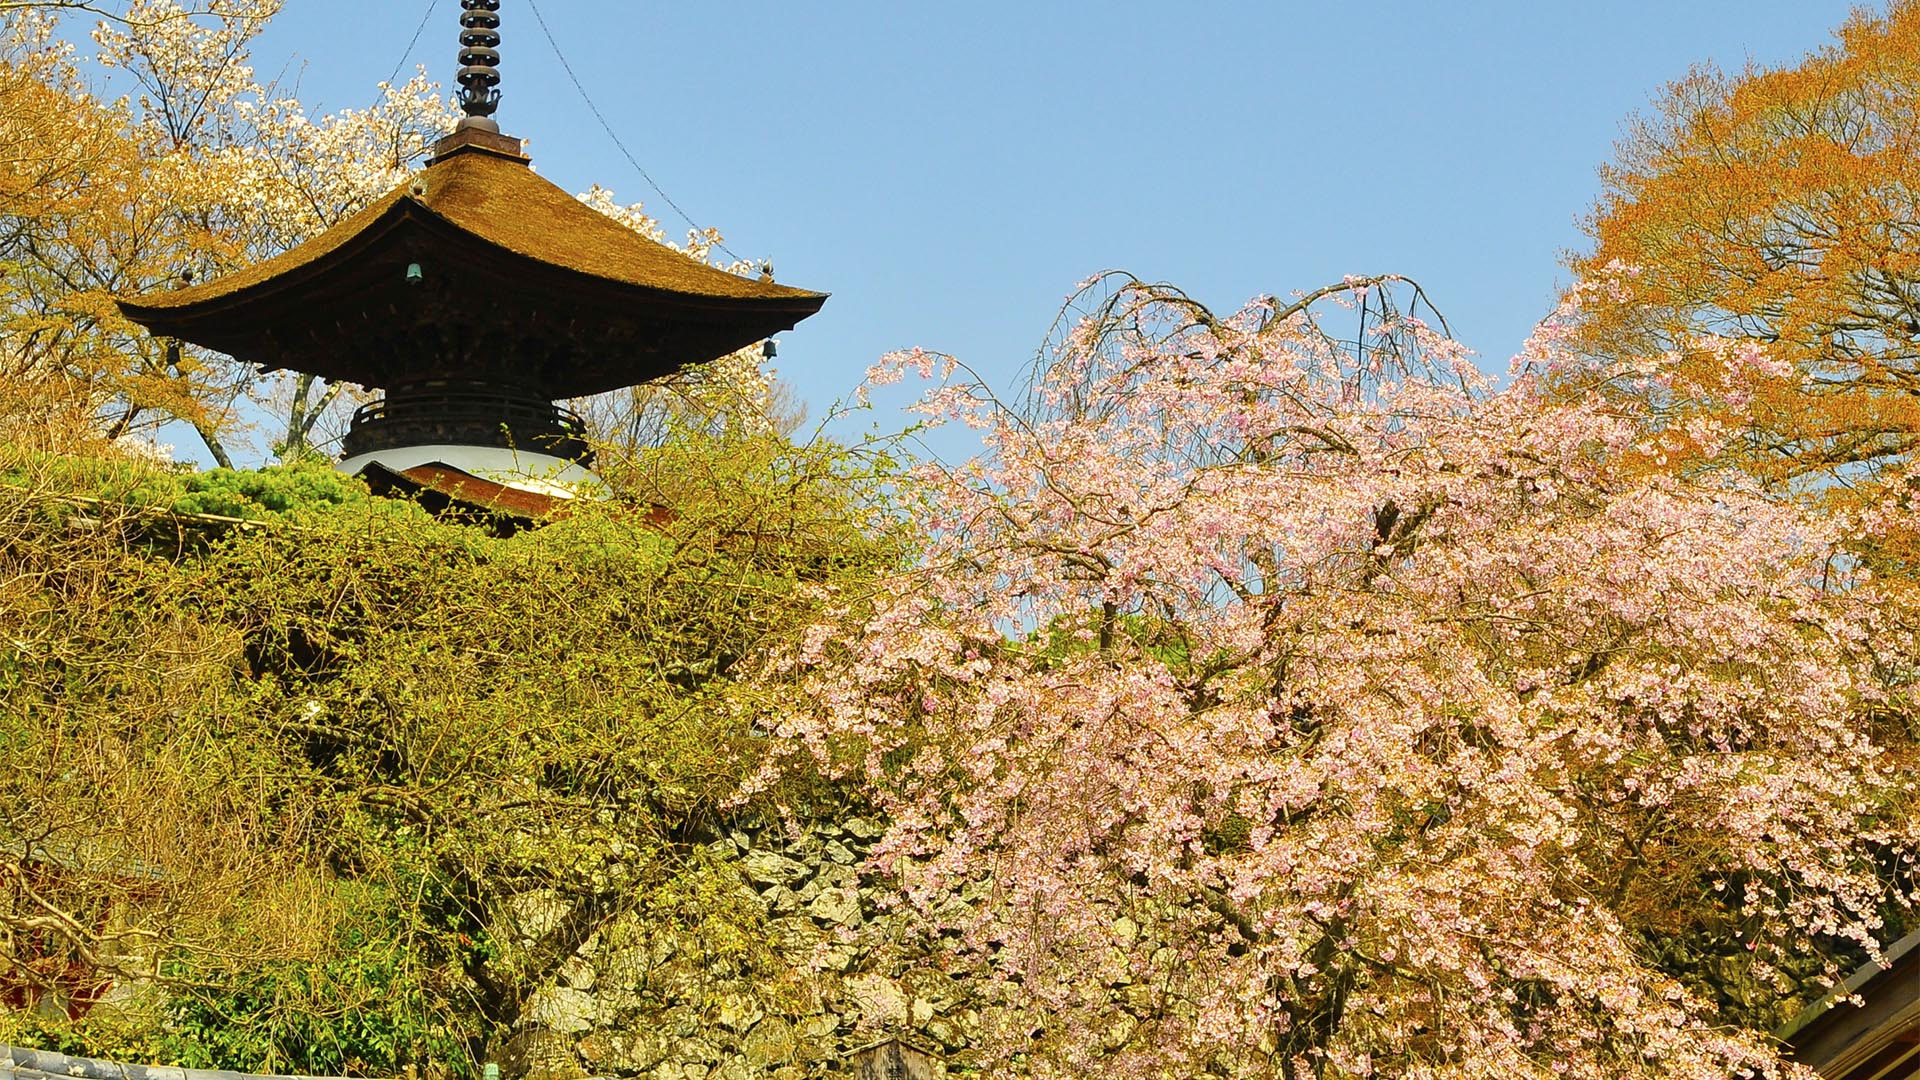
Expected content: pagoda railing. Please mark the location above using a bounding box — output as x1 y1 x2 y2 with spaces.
343 387 592 465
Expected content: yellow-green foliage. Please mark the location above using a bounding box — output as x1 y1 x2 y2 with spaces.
0 450 387 521
0 433 904 1076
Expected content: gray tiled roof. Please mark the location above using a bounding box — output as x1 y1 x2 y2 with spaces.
0 1047 369 1080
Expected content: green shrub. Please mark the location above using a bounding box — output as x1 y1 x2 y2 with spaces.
0 431 905 1073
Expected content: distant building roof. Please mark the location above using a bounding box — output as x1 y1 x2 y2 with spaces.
3 839 165 883
2 1045 365 1080
1778 927 1920 1079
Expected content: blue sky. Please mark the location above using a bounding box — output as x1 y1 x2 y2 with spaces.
239 1 1862 459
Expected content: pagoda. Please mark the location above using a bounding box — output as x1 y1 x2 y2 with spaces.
118 0 826 506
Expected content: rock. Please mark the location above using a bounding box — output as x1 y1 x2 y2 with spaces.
507 890 568 943
667 1010 702 1038
599 935 684 990
807 887 862 927
594 985 642 1019
527 986 597 1034
815 862 858 890
846 974 910 1025
814 943 860 972
764 910 817 945
504 1029 583 1080
716 993 763 1033
742 1017 797 1067
762 884 802 915
558 953 596 991
578 1032 670 1074
647 958 703 1000
743 851 811 887
924 1020 962 1050
672 1037 721 1064
600 946 650 991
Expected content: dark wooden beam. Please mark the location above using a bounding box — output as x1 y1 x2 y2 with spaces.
1783 930 1920 1078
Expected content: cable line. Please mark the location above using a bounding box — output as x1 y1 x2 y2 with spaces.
523 0 747 266
375 0 441 107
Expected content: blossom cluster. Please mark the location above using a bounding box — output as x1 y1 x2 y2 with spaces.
761 277 1917 1080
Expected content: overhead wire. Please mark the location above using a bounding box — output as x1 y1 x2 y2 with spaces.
374 0 441 110
522 0 748 266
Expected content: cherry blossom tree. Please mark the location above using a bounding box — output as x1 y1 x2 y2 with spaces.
762 274 1920 1080
569 185 808 460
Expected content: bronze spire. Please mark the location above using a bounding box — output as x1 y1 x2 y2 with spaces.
456 0 502 131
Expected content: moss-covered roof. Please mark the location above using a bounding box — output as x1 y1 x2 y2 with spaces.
126 139 823 312
115 131 826 396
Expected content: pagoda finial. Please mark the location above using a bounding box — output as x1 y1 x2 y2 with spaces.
456 0 503 132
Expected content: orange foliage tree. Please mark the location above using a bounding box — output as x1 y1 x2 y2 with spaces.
0 20 151 454
0 2 452 465
1569 0 1920 496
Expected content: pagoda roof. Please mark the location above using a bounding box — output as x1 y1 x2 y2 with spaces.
355 460 677 537
116 133 827 398
359 460 570 527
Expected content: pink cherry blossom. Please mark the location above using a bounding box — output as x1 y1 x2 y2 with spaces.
758 275 1916 1080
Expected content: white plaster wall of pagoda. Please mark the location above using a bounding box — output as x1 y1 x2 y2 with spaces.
335 444 606 498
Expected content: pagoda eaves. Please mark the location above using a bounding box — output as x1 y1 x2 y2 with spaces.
117 133 828 401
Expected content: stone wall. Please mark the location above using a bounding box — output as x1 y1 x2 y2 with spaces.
500 815 971 1080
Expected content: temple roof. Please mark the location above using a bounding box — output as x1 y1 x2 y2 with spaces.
116 133 827 398
1779 927 1920 1079
358 460 571 530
